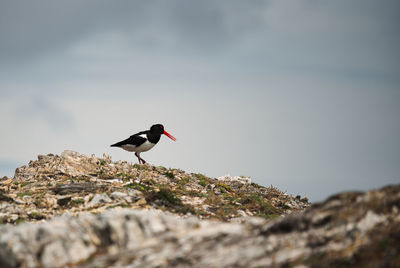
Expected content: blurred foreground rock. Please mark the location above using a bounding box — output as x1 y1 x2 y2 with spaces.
0 185 399 267
0 151 399 267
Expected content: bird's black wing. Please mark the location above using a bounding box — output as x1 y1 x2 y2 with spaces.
110 131 148 147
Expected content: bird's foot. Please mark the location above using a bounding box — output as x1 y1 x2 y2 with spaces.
136 158 146 165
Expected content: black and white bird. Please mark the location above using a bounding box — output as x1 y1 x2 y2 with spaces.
110 124 176 164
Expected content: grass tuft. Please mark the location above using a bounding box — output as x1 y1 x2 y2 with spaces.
163 172 175 179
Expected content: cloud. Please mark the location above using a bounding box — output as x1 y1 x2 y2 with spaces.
1 0 399 88
13 96 75 132
0 1 268 63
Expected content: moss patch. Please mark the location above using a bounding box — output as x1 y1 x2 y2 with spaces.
17 191 33 198
163 172 175 179
195 173 211 187
146 187 182 206
125 182 153 192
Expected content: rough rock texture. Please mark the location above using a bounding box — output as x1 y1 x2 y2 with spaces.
0 151 398 267
0 151 309 224
0 185 399 268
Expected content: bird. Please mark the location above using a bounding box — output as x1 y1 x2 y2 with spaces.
110 124 176 164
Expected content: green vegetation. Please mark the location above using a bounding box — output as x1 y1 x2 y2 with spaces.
240 193 280 219
115 172 134 182
174 205 197 215
2 151 307 227
215 182 233 193
108 204 129 209
20 181 31 188
11 157 288 222
278 201 291 210
144 186 198 216
133 163 149 170
199 185 282 221
33 196 44 207
17 191 33 198
186 190 207 198
72 198 85 205
176 177 190 191
15 218 25 224
163 171 175 179
156 188 182 206
29 212 44 220
125 182 153 192
195 173 211 187
157 165 167 171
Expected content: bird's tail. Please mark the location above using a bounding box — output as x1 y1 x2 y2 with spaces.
110 142 120 147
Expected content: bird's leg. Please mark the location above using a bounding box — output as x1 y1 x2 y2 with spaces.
135 152 141 164
135 152 146 164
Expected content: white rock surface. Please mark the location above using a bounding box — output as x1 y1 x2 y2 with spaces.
88 193 112 207
217 174 252 184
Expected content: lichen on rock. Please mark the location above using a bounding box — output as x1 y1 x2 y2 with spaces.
0 151 308 225
1 151 398 267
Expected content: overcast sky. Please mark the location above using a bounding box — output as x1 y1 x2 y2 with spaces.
1 0 399 201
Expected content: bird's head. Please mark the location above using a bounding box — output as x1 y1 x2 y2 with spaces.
150 124 176 141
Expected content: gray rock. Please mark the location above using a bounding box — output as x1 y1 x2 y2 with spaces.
110 191 128 200
0 185 399 268
87 193 112 207
127 189 141 197
111 190 141 203
52 182 105 195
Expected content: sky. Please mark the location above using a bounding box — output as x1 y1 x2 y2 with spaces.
0 0 399 202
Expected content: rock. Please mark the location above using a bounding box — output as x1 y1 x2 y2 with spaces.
0 191 13 202
22 195 32 204
0 151 319 263
57 196 71 206
88 193 112 207
0 185 398 268
0 177 12 185
110 191 128 200
357 210 385 232
27 210 45 220
127 189 142 197
9 214 19 222
113 190 142 203
6 151 309 224
51 183 105 195
217 174 252 184
237 209 248 217
135 198 147 206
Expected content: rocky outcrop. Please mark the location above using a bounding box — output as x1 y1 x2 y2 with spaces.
0 151 309 224
0 151 399 267
0 185 399 267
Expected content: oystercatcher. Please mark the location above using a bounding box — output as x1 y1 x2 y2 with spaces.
110 124 176 164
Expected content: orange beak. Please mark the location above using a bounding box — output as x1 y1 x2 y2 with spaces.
163 130 176 141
